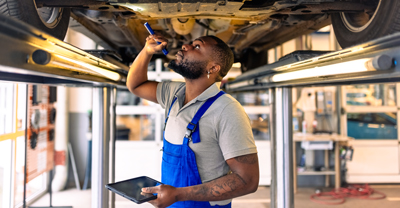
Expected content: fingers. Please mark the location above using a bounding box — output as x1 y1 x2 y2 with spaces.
144 34 168 55
142 186 159 193
146 35 168 45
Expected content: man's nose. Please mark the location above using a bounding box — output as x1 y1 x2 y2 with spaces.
182 44 192 51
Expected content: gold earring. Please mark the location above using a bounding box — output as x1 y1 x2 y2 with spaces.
207 71 210 79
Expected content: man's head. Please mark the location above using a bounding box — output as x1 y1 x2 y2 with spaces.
207 36 234 81
168 36 234 81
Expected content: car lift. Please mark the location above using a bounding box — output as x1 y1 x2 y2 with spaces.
2 13 400 208
0 14 126 208
223 30 400 208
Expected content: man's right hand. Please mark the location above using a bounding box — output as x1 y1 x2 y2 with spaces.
126 35 167 103
145 35 168 55
142 184 180 208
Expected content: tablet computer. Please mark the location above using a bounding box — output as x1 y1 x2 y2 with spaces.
106 176 162 204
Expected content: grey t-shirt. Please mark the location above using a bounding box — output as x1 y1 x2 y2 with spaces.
156 81 257 205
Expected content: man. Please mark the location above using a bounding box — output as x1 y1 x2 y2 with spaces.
126 34 259 208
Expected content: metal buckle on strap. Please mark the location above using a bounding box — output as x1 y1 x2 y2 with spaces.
184 122 197 141
188 122 197 131
184 129 192 141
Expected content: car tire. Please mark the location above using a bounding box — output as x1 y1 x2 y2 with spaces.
331 0 400 48
240 48 268 73
0 0 70 40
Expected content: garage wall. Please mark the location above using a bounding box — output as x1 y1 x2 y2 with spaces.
66 87 93 188
64 30 95 188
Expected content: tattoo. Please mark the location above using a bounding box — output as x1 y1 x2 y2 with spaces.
225 178 238 191
216 183 224 190
185 155 258 201
210 173 246 197
193 186 208 196
187 173 246 201
210 187 221 196
234 154 258 164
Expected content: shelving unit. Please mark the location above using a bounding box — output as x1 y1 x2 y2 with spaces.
293 133 352 193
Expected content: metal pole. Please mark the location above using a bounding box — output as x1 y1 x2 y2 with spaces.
336 86 341 135
23 85 28 208
269 88 277 208
271 87 294 208
92 87 112 208
109 87 117 208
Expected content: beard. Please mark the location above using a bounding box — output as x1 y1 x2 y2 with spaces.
168 58 208 80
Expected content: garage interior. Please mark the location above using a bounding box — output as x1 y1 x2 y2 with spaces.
1 1 400 208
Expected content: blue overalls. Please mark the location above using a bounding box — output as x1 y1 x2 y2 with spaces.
161 91 231 208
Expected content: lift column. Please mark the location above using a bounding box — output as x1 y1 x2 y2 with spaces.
270 87 294 208
92 87 117 208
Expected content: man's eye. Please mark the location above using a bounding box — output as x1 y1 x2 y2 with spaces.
195 45 200 49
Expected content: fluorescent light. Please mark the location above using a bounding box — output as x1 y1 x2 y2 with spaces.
271 58 372 82
54 55 122 81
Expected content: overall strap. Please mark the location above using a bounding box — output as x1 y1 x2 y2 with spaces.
164 97 177 131
185 91 225 143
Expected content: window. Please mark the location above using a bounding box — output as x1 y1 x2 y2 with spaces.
0 83 15 135
0 82 48 207
343 83 399 140
345 84 396 106
14 136 47 206
347 113 397 139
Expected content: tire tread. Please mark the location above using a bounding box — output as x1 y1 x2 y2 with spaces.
332 0 400 48
0 0 22 20
0 0 69 40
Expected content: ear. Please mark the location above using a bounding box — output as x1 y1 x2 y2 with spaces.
210 64 221 75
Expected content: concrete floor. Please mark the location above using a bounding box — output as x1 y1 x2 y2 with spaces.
30 185 400 208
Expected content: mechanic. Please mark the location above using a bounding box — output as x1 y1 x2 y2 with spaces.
126 34 259 208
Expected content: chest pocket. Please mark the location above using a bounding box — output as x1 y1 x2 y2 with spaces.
162 140 182 166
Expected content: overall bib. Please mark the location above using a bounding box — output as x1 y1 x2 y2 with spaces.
161 91 231 208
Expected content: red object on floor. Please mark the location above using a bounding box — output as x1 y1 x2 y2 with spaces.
310 184 386 205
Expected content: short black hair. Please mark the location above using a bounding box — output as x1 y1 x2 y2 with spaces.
207 36 234 81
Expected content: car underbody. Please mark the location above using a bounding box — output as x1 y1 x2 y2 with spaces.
33 0 376 65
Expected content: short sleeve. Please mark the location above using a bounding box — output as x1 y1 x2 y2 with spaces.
216 100 257 160
156 81 185 109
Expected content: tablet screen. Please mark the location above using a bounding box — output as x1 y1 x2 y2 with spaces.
106 176 161 204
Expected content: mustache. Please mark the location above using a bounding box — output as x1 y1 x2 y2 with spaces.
177 50 184 59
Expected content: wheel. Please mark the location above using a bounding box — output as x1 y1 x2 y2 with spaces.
331 0 400 48
240 48 268 73
0 0 70 40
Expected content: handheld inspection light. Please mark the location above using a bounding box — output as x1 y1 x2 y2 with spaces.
144 22 169 55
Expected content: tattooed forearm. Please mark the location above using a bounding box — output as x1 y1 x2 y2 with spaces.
178 153 259 202
183 173 246 201
235 154 258 164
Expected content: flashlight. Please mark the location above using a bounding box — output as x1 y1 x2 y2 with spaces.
144 22 169 55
